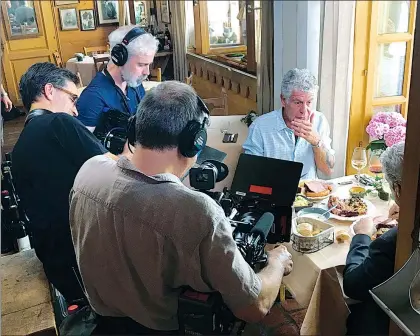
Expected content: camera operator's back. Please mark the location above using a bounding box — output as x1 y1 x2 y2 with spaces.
70 155 261 332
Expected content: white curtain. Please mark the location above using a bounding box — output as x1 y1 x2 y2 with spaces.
318 1 356 178
257 0 274 114
170 1 188 82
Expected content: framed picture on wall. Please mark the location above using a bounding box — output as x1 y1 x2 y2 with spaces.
160 0 170 24
79 9 96 31
128 0 149 27
0 0 43 40
58 7 79 31
95 0 119 26
55 0 79 6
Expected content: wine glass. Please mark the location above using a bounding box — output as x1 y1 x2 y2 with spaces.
352 147 367 181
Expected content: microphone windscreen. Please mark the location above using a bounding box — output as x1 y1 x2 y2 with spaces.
250 212 274 239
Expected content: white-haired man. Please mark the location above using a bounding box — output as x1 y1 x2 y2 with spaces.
243 68 335 179
77 25 159 132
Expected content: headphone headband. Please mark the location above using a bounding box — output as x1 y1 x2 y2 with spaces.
127 94 210 158
121 27 146 46
111 26 147 67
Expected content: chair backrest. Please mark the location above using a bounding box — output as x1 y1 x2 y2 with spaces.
84 46 108 56
76 72 83 87
53 51 63 68
93 55 109 72
149 68 162 82
203 87 228 116
185 72 194 86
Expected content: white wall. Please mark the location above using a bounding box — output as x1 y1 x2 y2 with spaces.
273 1 322 110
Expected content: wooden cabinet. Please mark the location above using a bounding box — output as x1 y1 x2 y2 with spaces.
1 1 59 108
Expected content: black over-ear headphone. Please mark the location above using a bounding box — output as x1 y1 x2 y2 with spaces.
111 27 147 67
24 109 53 127
127 96 210 158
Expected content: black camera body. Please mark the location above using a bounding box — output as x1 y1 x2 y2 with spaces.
93 108 131 155
178 183 275 335
189 160 229 191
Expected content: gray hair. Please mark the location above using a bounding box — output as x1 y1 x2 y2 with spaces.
135 81 205 150
381 142 405 185
281 68 319 100
108 25 159 64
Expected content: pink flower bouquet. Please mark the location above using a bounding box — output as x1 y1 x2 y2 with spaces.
366 112 406 150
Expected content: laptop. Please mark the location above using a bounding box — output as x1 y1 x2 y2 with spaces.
231 153 303 206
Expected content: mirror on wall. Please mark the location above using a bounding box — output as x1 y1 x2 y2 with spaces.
1 0 41 40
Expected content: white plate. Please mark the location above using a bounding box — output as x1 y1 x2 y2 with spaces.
305 194 331 202
300 181 338 202
319 198 376 222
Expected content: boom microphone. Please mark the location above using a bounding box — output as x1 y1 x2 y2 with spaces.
250 212 274 240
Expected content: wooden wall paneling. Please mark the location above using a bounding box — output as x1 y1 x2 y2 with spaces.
230 81 240 94
187 53 257 115
53 0 115 63
1 1 59 107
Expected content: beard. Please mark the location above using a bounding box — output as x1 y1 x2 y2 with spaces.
121 67 148 88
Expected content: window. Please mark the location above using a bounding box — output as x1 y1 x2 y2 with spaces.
191 0 259 74
346 1 416 174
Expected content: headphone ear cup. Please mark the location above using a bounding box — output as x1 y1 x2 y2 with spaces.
111 44 128 67
127 116 136 147
178 121 207 158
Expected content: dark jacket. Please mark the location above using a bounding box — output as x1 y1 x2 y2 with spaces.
343 227 397 335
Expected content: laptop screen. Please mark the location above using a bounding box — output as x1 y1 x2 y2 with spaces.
231 153 303 206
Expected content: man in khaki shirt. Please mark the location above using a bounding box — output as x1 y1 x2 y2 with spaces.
70 81 293 334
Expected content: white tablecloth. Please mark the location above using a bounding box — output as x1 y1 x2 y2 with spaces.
66 54 110 86
281 176 392 335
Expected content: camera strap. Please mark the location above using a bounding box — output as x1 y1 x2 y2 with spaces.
103 67 141 115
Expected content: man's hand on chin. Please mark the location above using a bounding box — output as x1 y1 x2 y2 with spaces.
290 113 320 146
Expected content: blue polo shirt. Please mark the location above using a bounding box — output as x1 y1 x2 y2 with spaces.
76 72 146 127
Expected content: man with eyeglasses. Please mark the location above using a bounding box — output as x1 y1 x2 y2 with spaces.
11 62 111 304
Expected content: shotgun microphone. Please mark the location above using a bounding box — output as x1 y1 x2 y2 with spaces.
250 212 275 240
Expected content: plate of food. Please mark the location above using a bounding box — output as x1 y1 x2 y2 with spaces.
327 195 376 221
293 194 313 212
299 180 336 201
349 216 398 238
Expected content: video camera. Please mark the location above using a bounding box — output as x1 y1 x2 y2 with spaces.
178 211 275 335
93 108 130 155
179 154 303 334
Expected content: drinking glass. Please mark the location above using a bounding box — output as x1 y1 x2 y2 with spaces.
369 150 383 177
351 147 367 180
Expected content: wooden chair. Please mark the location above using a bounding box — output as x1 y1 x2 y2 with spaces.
149 68 162 82
203 87 228 116
76 72 83 87
53 51 63 68
84 46 108 56
185 72 194 86
93 55 109 72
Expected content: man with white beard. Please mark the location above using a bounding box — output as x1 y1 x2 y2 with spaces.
77 25 158 134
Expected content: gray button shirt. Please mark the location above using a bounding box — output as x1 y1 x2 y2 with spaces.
70 155 261 330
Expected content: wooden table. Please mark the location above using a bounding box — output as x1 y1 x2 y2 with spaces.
282 176 392 335
1 249 56 335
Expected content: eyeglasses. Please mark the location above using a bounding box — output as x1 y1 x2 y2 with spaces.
54 86 79 105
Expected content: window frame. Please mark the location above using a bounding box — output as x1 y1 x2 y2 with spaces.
346 0 417 175
192 0 256 74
